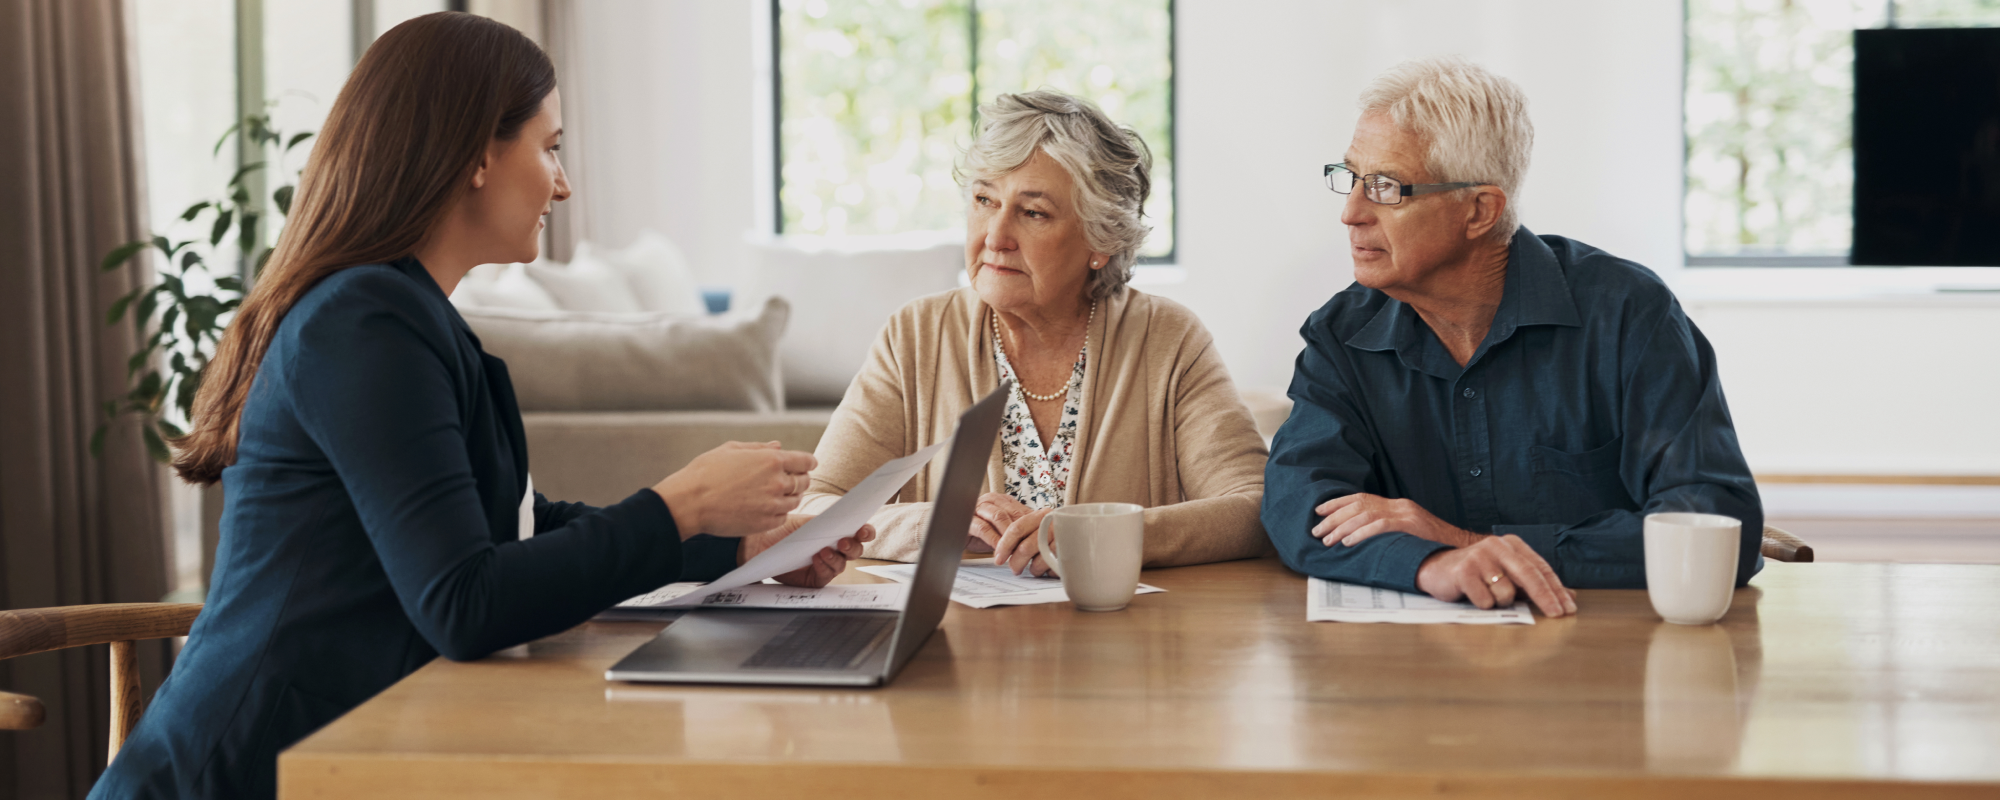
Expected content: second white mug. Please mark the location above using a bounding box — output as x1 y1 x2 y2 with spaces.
1643 512 1742 625
1036 502 1145 611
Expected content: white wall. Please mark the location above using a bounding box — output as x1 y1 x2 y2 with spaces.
567 0 2000 477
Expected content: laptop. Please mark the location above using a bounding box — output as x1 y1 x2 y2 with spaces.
604 382 1007 688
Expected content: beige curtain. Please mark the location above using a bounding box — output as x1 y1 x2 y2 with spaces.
0 0 172 796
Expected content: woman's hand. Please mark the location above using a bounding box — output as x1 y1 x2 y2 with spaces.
1312 493 1481 548
970 492 1034 553
991 506 1058 577
652 441 817 539
739 515 876 588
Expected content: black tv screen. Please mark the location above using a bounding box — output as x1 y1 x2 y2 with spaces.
1852 27 2000 266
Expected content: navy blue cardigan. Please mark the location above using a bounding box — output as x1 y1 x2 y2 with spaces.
94 258 738 798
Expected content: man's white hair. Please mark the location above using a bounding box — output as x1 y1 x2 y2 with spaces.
1358 56 1533 241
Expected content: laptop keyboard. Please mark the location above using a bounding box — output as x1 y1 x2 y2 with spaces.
741 614 894 670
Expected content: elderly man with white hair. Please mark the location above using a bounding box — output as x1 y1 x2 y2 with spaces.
1262 56 1763 617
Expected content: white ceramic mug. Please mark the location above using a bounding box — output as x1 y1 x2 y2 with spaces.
1035 503 1144 611
1643 512 1741 625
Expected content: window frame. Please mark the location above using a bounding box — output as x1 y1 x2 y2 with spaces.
770 0 1179 266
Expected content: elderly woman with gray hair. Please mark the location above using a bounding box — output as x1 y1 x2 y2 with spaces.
800 90 1269 575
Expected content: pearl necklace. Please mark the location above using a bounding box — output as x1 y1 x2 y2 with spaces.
993 301 1095 402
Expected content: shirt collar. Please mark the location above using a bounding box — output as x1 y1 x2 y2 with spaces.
1343 227 1581 374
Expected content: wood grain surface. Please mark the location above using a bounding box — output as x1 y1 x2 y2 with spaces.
281 559 2000 799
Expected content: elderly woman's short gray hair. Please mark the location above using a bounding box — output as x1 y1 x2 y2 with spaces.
1359 56 1534 241
958 90 1153 301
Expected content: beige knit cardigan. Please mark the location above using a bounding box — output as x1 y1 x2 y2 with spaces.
800 286 1272 567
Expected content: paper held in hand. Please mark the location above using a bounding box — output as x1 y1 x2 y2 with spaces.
1307 577 1533 624
861 561 1165 609
646 441 948 607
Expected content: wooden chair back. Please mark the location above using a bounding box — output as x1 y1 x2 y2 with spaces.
1761 525 1815 563
0 603 202 765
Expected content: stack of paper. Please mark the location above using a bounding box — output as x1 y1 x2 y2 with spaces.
861 562 1165 609
1306 577 1533 624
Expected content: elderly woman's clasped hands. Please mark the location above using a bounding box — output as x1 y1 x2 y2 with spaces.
971 492 1058 577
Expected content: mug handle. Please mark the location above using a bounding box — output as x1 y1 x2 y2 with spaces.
1036 513 1064 579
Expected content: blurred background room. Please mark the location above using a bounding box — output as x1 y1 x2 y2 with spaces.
3 0 1998 794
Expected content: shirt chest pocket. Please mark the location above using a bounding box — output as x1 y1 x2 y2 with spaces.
1527 438 1631 522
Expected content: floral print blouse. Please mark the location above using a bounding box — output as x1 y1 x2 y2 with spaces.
993 342 1087 510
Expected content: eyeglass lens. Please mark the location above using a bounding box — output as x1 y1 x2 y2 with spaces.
1326 165 1403 205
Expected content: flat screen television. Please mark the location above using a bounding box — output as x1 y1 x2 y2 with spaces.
1852 27 2000 266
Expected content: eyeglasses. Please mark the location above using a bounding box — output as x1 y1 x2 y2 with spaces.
1325 163 1489 205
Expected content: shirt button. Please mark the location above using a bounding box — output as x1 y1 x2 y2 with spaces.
1462 387 1476 398
1469 467 1483 477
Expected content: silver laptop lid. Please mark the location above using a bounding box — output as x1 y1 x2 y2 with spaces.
875 381 1009 679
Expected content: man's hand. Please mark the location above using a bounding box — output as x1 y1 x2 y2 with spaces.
737 514 875 589
970 492 1033 554
1313 493 1481 548
991 506 1058 577
1414 535 1576 617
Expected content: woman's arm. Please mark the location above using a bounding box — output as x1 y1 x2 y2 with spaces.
802 310 938 561
1139 337 1273 567
287 277 689 661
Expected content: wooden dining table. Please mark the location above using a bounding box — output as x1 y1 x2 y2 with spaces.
280 558 2000 799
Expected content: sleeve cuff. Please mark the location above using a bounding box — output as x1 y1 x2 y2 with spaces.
1368 534 1453 594
679 535 741 582
1491 524 1564 572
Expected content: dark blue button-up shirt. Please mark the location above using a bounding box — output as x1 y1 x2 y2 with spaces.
1262 229 1763 592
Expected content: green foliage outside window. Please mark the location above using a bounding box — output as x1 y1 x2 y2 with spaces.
778 0 1174 259
1684 0 2000 259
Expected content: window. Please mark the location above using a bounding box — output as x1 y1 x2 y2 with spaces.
775 0 1176 261
1683 0 2000 266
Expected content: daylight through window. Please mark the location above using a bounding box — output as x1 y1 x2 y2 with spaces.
776 0 1175 260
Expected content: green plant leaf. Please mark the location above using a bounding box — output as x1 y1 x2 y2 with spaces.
157 419 186 439
106 287 140 324
131 370 163 402
273 184 295 216
181 250 202 271
89 424 106 458
99 240 147 272
174 373 200 418
212 121 242 157
214 275 243 292
285 131 314 153
210 208 234 247
231 186 250 206
126 347 150 378
237 211 260 254
161 307 180 337
227 161 266 189
159 274 186 300
140 423 169 463
179 201 211 222
134 286 161 324
102 399 118 418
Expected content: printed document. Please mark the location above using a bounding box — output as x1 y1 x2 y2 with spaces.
613 581 907 613
654 441 947 606
861 562 1164 609
1307 577 1533 624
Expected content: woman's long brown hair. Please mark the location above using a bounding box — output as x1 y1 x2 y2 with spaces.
173 12 555 484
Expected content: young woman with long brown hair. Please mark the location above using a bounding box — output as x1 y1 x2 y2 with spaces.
93 14 868 798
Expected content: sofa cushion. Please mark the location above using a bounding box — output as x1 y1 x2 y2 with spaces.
460 296 789 413
524 253 645 314
452 262 562 311
741 237 962 406
584 233 708 316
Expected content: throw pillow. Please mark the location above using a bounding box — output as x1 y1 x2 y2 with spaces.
456 262 562 311
460 296 789 413
525 252 645 314
584 232 707 316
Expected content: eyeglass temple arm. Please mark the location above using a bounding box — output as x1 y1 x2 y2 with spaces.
1405 181 1488 196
